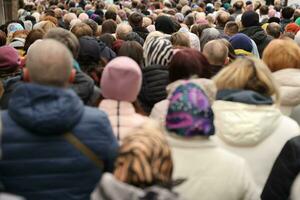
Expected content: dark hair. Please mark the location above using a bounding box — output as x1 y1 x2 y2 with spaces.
68 1 76 8
268 17 280 24
101 19 117 34
105 10 117 21
233 1 244 10
168 48 209 82
259 5 269 15
71 23 93 38
118 41 144 67
129 12 143 27
124 32 144 46
25 15 36 25
99 33 116 49
24 29 45 53
0 31 6 47
282 7 295 19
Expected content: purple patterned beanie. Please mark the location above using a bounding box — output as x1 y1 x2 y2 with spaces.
166 82 215 137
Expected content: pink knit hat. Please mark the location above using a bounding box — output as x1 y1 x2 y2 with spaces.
0 45 20 69
101 57 142 102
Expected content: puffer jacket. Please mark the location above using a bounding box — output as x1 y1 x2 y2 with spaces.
212 89 300 192
138 65 169 114
240 26 272 57
99 99 148 141
91 173 182 200
272 68 300 116
261 136 300 200
0 83 118 200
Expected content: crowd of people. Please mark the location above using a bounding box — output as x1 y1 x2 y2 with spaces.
0 0 300 199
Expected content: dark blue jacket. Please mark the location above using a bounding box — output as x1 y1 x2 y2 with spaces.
0 83 118 200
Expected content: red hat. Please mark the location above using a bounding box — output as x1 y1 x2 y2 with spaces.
285 23 300 34
0 46 20 70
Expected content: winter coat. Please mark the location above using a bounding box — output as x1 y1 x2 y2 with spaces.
91 173 183 200
138 65 169 114
261 136 300 200
240 26 272 57
272 68 300 116
97 40 116 61
150 79 216 126
99 99 148 140
0 83 118 200
168 135 260 200
212 89 300 192
0 76 21 110
132 26 149 40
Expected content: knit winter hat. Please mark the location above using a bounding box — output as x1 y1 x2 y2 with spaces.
101 57 142 102
0 46 20 71
229 33 253 52
7 23 24 35
143 36 173 67
296 17 300 26
155 15 176 35
78 36 100 64
166 82 215 137
285 23 300 34
241 11 260 27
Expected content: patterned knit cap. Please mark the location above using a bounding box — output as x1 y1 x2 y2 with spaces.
166 82 215 137
114 123 173 188
143 36 173 67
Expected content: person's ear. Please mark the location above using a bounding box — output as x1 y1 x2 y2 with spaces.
69 69 76 83
224 57 230 65
22 68 30 82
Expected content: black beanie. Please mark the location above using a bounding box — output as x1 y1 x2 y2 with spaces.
241 11 260 27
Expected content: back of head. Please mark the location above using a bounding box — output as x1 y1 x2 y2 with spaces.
26 39 73 87
203 40 228 66
200 28 220 50
241 11 260 28
229 33 253 55
166 82 215 137
44 28 79 59
281 6 295 20
116 23 133 40
70 22 93 38
118 41 143 66
129 12 143 27
105 10 117 21
114 123 172 187
101 19 117 34
224 21 239 36
263 39 300 72
233 1 244 10
170 32 190 48
155 15 176 34
213 57 279 101
101 57 142 102
24 29 45 53
216 11 230 28
266 22 281 39
260 5 269 15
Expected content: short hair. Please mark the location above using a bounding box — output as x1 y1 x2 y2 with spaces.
214 57 279 102
70 23 93 38
116 23 133 40
118 41 144 66
33 21 56 33
105 10 117 21
233 1 244 10
42 16 58 26
170 32 190 48
44 28 80 59
63 13 77 29
224 21 239 36
266 22 281 39
263 39 300 72
282 7 295 19
169 48 209 82
216 11 230 28
99 33 116 49
101 19 117 34
26 39 73 87
0 31 6 46
24 29 45 53
259 5 269 15
83 19 99 36
203 40 228 66
129 12 143 27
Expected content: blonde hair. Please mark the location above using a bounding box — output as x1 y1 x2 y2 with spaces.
213 57 280 103
170 32 190 48
263 39 300 72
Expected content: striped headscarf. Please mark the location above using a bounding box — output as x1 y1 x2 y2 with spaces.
143 36 173 67
114 123 173 188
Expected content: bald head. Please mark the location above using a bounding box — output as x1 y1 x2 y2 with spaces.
203 39 229 66
116 23 133 40
26 39 73 87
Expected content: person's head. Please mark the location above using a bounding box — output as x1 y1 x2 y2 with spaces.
200 28 220 50
26 39 73 87
203 39 229 66
70 23 93 38
266 22 281 39
229 33 253 56
224 21 239 36
101 19 117 34
0 46 20 79
216 11 230 28
155 15 176 34
213 57 279 101
263 39 300 72
0 31 6 47
129 12 143 27
118 41 144 66
285 23 300 34
241 11 260 28
99 33 116 49
259 5 269 16
105 10 117 21
233 1 244 10
166 82 215 137
33 21 56 33
268 17 281 24
82 19 99 36
170 32 190 48
63 12 77 29
281 6 295 20
114 123 172 187
101 57 142 102
124 32 144 46
24 29 45 53
44 28 79 59
169 49 209 82
143 37 173 67
116 23 133 40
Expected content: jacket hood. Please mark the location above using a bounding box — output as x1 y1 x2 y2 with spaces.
240 26 267 43
8 83 84 135
273 68 300 106
213 100 281 146
91 173 181 200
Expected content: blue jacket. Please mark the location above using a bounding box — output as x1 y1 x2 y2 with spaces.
0 83 118 200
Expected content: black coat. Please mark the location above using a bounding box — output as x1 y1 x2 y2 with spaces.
261 136 300 200
240 26 273 57
132 26 149 40
138 65 169 114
